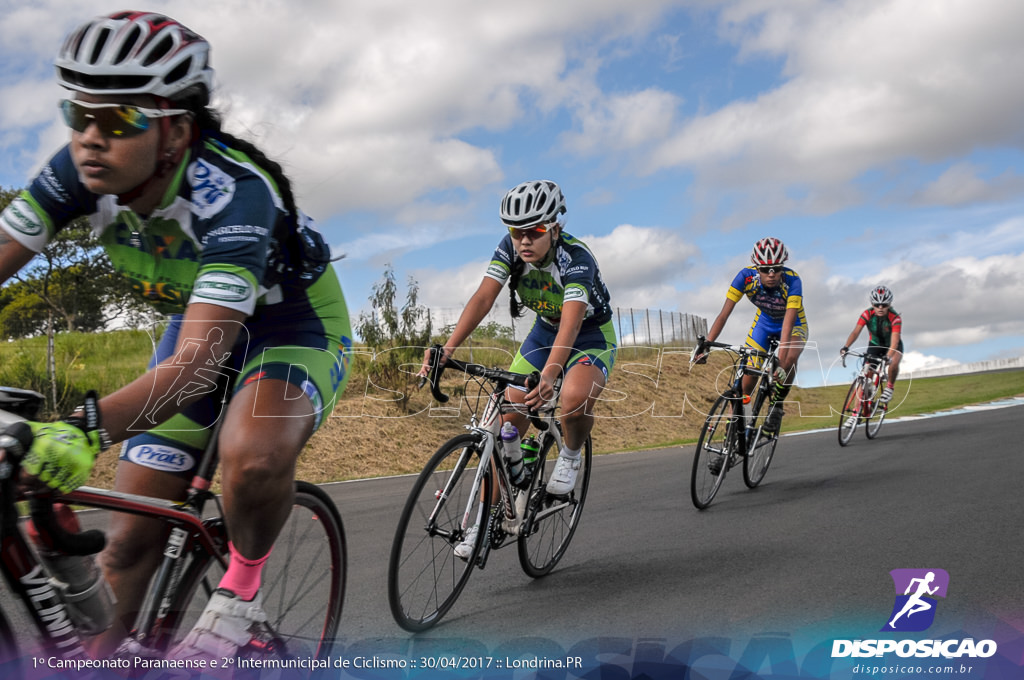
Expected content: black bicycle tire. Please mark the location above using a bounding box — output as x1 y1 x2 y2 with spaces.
743 388 779 488
865 374 888 439
388 433 489 632
838 378 864 447
160 480 346 660
691 394 736 509
517 434 592 577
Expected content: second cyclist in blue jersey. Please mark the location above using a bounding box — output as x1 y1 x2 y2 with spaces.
698 237 808 433
0 12 351 660
420 180 616 558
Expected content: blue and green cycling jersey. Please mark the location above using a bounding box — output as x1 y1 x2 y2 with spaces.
1 139 323 316
484 231 613 330
0 138 352 469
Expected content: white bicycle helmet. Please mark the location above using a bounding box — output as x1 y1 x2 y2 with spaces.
500 180 567 228
55 11 213 103
870 285 894 306
750 237 789 266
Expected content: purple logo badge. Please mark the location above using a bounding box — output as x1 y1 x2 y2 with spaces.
882 568 950 632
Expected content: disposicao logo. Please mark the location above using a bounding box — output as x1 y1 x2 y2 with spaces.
831 568 998 660
883 568 949 632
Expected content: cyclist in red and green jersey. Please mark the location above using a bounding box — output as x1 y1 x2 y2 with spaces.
840 285 903 402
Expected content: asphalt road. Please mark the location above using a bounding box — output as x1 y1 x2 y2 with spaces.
3 401 1022 669
331 401 1024 646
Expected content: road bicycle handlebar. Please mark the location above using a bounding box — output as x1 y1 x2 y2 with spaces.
0 421 106 556
840 349 889 369
691 335 773 366
423 344 539 404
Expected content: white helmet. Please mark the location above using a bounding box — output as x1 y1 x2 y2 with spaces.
870 285 894 306
55 11 213 103
500 180 567 228
750 237 789 266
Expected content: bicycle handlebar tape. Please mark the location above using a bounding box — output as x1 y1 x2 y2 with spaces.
429 345 450 403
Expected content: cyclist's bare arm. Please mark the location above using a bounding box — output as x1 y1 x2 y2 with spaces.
705 297 738 343
842 324 863 352
97 302 246 439
0 234 37 285
418 277 503 375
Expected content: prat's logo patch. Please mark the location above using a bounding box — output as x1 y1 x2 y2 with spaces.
125 444 195 473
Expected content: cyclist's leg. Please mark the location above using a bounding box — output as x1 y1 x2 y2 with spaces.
557 320 616 452
92 317 221 656
175 272 352 658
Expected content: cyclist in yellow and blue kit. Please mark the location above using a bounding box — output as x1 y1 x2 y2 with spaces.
0 11 351 659
697 237 808 433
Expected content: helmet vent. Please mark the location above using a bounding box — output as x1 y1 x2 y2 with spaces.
165 58 191 86
91 28 112 65
115 26 141 65
144 34 175 66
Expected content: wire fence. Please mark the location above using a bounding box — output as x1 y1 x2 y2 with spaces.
428 305 707 350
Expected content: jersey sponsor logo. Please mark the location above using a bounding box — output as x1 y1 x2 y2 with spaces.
563 286 586 302
1 198 44 236
193 271 253 304
125 444 195 473
188 159 236 219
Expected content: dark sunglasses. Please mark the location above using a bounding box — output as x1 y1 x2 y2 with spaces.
508 224 552 240
60 99 188 139
757 266 783 275
873 303 890 309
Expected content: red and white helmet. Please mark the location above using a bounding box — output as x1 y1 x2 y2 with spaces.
55 11 213 103
750 237 789 266
869 285 894 306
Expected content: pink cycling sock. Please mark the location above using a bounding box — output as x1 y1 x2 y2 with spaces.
218 542 271 601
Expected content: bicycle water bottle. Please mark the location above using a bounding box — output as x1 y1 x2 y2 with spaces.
742 394 753 429
500 422 527 487
27 503 116 635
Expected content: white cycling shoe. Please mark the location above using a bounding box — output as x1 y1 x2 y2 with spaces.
169 588 267 660
454 524 479 561
546 454 581 496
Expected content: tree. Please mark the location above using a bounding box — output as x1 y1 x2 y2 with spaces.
0 186 154 407
355 265 432 410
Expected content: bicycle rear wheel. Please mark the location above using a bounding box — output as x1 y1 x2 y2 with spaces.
388 433 490 632
837 378 865 447
691 395 737 509
163 481 346 660
517 432 591 578
743 389 779 488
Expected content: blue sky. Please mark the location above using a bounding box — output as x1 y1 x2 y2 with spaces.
2 0 1023 388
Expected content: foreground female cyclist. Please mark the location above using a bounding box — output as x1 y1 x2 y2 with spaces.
0 11 351 659
419 180 616 557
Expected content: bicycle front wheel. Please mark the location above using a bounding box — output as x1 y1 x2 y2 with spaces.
517 433 591 578
838 378 865 447
164 481 346 660
743 390 779 488
691 395 737 509
388 433 490 632
865 382 887 440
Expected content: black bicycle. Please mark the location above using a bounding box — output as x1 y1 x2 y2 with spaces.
0 380 345 674
388 347 591 632
688 337 782 509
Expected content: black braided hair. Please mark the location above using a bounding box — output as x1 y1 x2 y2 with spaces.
189 104 299 226
507 228 564 318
